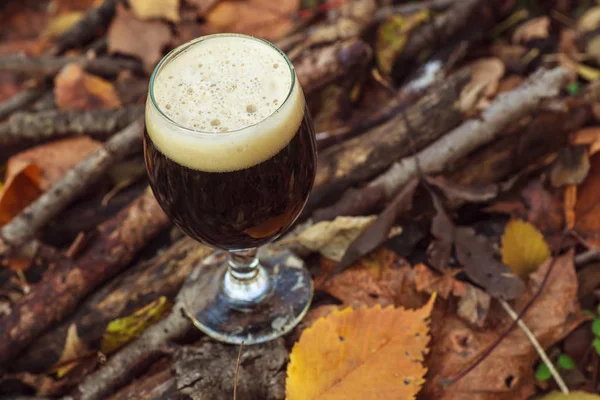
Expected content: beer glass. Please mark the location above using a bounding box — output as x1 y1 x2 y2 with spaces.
144 33 317 344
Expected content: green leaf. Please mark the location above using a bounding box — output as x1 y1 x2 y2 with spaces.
568 81 581 95
535 362 552 381
592 317 600 337
557 354 576 370
593 338 600 355
100 296 170 354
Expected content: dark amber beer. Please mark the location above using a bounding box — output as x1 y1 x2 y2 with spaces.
144 35 316 250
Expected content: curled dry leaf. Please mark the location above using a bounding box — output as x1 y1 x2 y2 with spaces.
277 215 376 262
424 252 586 400
539 392 600 400
501 219 550 276
128 0 180 22
54 64 121 111
413 264 490 327
51 323 90 377
512 16 550 44
205 0 299 41
286 295 436 400
107 4 172 73
0 164 42 227
464 58 505 100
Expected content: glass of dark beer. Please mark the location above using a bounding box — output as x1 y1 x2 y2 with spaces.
144 33 317 344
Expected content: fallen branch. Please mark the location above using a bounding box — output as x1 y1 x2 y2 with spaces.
575 246 600 266
306 69 470 214
14 237 211 373
0 189 169 369
0 106 143 148
313 67 570 220
0 54 142 78
0 118 144 255
0 86 47 120
53 0 123 55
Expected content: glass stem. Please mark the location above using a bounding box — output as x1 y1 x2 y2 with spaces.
223 248 270 305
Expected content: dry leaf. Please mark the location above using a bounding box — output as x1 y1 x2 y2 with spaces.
101 296 170 354
565 184 577 230
205 0 299 41
0 163 42 227
316 248 419 309
55 64 121 110
53 0 99 12
186 0 220 16
107 4 172 73
286 295 436 400
464 58 505 99
575 153 600 246
41 12 83 38
278 216 376 262
550 146 590 188
375 11 430 75
572 127 600 156
540 393 600 400
512 16 550 44
501 219 550 276
424 252 586 400
52 323 90 377
128 0 180 22
413 264 490 327
7 136 101 191
577 7 600 33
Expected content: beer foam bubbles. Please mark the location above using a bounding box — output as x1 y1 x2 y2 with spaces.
146 35 305 172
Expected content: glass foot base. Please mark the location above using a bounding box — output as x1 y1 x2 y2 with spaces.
180 250 313 344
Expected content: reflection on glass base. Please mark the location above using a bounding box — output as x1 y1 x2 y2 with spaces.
181 250 313 345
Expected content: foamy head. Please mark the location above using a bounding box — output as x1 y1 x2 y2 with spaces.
146 34 305 172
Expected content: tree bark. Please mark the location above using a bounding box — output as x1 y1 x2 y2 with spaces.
0 106 143 148
13 237 210 373
0 189 169 368
0 86 47 121
306 69 469 213
0 118 144 255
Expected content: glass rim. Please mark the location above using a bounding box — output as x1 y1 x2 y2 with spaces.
148 33 297 137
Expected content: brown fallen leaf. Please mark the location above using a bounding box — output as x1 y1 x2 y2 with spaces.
512 16 550 44
463 58 505 100
413 264 491 327
54 63 121 111
0 163 42 227
575 153 600 247
107 4 172 73
572 127 600 156
7 136 101 191
287 295 436 400
521 179 565 238
41 11 83 39
316 248 421 310
51 323 91 377
205 0 299 41
185 0 220 16
53 0 99 13
128 0 180 22
424 252 586 400
549 146 590 188
428 186 455 271
577 6 600 33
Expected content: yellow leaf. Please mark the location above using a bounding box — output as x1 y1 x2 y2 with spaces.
578 7 600 33
376 11 430 75
501 219 550 276
538 391 600 400
51 323 90 378
577 63 600 81
128 0 180 22
286 294 436 400
42 12 83 38
100 296 170 354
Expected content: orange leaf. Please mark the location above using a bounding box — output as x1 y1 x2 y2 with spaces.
54 63 121 111
205 0 298 41
286 295 436 400
564 184 577 230
0 163 42 227
7 137 101 191
572 127 600 156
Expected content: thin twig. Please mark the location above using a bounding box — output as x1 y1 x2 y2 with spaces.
233 341 244 400
0 86 47 120
575 246 600 266
499 299 569 394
